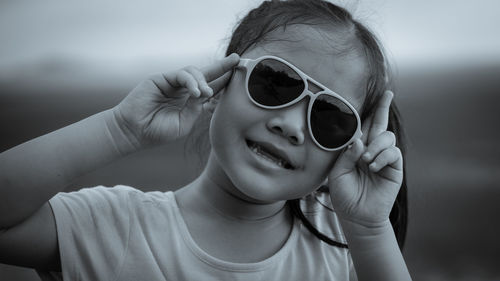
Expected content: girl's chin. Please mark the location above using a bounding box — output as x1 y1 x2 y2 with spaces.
232 179 277 201
230 173 306 202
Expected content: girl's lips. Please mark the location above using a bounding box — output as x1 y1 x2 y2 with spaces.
245 139 296 170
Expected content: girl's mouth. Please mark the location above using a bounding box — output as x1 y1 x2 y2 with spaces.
246 140 295 170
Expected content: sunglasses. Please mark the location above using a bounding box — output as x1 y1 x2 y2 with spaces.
236 55 362 151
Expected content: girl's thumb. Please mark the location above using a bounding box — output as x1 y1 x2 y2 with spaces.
329 138 364 179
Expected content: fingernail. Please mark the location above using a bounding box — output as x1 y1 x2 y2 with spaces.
362 152 371 161
369 162 377 171
228 53 239 60
205 86 213 95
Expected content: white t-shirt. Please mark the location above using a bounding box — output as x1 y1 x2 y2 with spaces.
37 185 357 281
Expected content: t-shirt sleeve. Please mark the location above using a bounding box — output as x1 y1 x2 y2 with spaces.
41 185 135 280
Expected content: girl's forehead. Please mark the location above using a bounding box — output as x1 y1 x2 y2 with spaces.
242 25 368 110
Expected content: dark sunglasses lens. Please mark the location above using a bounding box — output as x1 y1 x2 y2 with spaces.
248 59 304 106
311 94 358 149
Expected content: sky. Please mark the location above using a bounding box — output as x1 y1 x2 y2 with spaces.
1 0 500 76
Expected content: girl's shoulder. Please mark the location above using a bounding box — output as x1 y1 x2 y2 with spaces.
43 186 179 281
55 184 139 200
55 185 173 202
50 185 177 220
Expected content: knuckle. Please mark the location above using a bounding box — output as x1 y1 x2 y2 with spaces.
389 132 397 144
386 145 397 154
145 74 163 86
371 132 390 148
148 73 162 80
189 67 209 83
184 65 197 72
383 131 396 144
186 66 203 77
383 147 394 157
386 147 401 162
393 146 402 156
157 72 176 87
375 153 388 164
382 130 394 138
177 69 190 79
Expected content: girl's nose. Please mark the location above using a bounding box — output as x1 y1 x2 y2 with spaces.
266 100 307 146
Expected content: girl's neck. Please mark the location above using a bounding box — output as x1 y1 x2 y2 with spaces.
179 153 287 222
174 153 294 263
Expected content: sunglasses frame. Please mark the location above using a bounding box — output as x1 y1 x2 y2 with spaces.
236 55 362 151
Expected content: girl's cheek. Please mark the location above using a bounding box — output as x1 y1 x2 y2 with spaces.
308 149 341 177
328 151 342 169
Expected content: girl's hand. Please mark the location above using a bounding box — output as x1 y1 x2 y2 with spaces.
327 91 403 227
112 54 240 148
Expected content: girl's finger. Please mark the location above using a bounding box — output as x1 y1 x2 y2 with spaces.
184 66 213 98
360 115 372 145
207 71 233 97
329 138 364 179
368 146 402 173
146 73 173 97
377 166 404 185
361 131 396 163
201 53 240 82
175 70 201 98
367 90 393 143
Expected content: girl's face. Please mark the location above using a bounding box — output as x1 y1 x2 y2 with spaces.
210 25 368 202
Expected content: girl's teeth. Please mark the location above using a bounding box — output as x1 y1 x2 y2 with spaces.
250 144 290 169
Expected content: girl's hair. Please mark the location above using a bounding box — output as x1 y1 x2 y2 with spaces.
188 0 408 249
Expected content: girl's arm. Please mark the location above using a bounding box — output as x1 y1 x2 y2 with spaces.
341 219 411 280
0 54 240 270
0 109 136 228
328 91 411 280
0 109 134 270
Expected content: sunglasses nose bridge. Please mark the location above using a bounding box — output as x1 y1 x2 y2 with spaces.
306 78 324 94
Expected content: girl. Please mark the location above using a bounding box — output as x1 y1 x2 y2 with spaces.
0 0 411 280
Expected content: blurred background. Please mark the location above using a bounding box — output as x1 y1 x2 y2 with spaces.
1 0 499 280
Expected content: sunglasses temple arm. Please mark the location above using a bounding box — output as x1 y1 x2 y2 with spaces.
237 58 252 68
